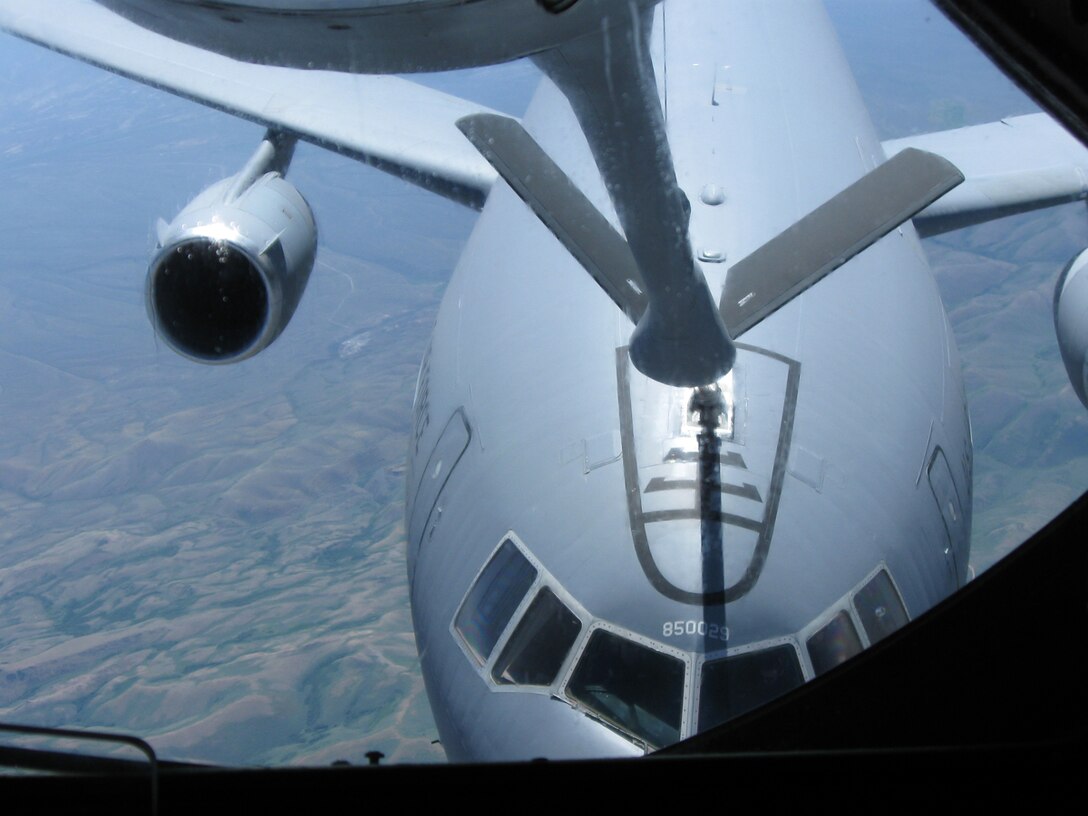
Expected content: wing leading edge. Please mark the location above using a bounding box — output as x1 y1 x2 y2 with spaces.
0 0 499 208
886 113 1088 236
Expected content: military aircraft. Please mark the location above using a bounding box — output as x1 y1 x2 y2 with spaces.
1 0 1087 764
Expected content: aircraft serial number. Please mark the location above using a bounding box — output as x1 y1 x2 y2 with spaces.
662 621 729 641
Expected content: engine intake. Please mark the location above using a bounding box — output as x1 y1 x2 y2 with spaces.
148 134 316 363
1055 247 1088 409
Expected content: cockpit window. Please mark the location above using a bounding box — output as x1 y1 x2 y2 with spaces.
806 610 863 676
455 538 537 663
491 587 582 686
567 630 685 748
853 569 909 644
697 644 804 731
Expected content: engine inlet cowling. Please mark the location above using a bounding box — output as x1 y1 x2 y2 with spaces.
1055 247 1088 409
149 168 316 364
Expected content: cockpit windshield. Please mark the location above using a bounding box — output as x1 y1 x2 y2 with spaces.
567 630 686 748
806 611 864 677
853 569 909 644
491 587 581 686
455 538 537 663
698 645 804 731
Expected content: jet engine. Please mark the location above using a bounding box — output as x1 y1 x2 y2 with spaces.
1055 247 1088 409
148 133 316 363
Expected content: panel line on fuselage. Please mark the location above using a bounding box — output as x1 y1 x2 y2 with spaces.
616 342 801 606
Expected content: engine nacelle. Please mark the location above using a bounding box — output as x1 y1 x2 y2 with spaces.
1055 248 1088 409
149 165 316 364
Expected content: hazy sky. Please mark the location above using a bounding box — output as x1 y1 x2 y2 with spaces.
0 0 1085 766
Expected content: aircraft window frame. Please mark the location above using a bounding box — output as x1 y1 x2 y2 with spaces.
450 531 592 694
452 534 539 666
805 609 865 677
691 635 805 718
452 545 914 742
797 610 862 678
559 620 692 749
491 586 583 687
793 562 910 676
693 638 806 732
850 565 911 646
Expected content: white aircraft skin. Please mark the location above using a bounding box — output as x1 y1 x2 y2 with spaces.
406 0 969 760
31 0 1088 762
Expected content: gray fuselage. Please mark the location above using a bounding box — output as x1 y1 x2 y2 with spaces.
406 0 971 761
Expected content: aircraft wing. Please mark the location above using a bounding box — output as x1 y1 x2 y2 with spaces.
885 113 1088 236
0 0 499 208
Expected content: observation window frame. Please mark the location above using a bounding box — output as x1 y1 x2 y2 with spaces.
559 619 693 749
449 531 592 698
